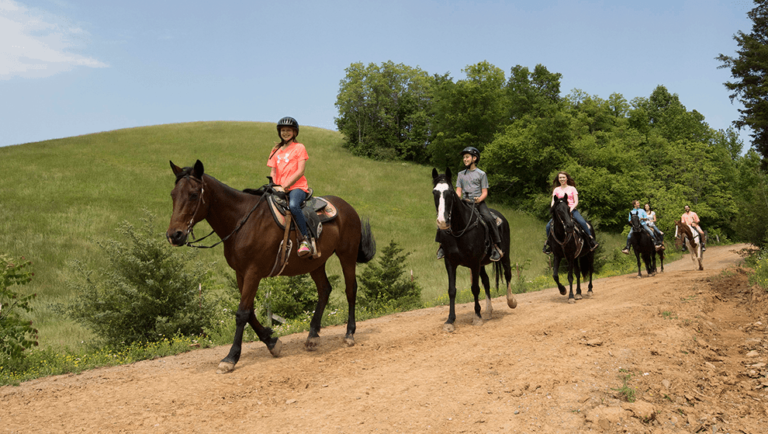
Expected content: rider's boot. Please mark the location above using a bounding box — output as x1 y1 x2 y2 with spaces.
490 245 502 262
621 240 630 255
543 242 551 255
298 235 313 257
589 236 599 251
436 246 445 260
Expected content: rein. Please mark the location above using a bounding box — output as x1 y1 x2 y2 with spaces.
443 197 479 238
179 175 268 249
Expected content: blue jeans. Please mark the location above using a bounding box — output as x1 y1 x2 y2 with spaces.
627 226 656 242
288 189 309 238
546 210 591 238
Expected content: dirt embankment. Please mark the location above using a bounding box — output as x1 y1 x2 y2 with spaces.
1 244 767 433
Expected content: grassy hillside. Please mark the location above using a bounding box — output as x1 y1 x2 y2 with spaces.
0 122 627 349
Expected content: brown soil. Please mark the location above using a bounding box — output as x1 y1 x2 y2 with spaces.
2 244 767 433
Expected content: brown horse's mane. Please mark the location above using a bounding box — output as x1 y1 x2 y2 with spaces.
176 166 264 198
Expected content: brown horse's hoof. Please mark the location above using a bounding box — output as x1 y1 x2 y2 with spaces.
568 299 576 304
344 336 355 347
305 337 319 351
473 317 484 327
268 339 282 357
216 362 235 374
506 293 517 309
443 323 455 333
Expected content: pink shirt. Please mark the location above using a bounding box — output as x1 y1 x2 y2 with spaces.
553 185 578 211
681 211 699 226
267 142 309 192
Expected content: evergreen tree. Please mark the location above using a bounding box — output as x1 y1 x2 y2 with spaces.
717 0 768 160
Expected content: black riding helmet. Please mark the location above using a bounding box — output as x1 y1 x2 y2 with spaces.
277 116 299 139
460 146 480 165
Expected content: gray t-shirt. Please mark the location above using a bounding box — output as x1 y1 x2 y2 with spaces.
456 168 489 199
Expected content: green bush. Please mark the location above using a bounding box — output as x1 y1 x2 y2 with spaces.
358 240 421 311
65 212 217 346
255 274 340 320
0 255 37 365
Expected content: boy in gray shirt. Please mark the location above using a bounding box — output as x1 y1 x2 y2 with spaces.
436 147 503 262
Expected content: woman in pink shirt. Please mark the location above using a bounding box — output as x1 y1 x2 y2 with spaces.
267 117 312 256
681 205 706 251
544 172 598 254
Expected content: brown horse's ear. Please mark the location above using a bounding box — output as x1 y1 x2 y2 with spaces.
192 160 205 179
432 168 438 180
170 161 183 175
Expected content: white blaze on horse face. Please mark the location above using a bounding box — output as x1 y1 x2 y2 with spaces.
434 182 451 229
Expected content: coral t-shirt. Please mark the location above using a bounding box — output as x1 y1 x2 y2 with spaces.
267 142 309 192
681 211 699 226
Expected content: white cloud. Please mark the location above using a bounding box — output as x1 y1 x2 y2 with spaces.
0 0 107 80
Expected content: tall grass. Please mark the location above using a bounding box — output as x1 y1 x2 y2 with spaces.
0 122 631 351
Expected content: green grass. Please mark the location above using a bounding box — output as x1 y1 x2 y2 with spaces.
1 121 634 354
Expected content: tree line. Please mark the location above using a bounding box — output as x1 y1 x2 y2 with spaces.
335 60 768 245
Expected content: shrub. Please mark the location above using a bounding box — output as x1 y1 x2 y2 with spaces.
255 274 340 321
358 240 421 311
65 212 216 346
0 255 37 365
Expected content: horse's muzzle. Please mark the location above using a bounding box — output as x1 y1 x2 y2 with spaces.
436 221 450 231
167 230 187 246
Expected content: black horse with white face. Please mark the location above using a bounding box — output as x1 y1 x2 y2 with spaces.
628 213 663 277
549 194 594 303
432 168 516 332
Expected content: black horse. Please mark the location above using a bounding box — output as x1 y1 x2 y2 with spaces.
628 213 664 277
547 195 594 303
432 168 517 332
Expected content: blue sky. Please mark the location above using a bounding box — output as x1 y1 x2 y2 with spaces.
0 0 756 148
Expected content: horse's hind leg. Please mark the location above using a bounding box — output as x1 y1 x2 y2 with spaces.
306 264 333 350
574 262 583 300
338 254 358 346
479 266 493 320
501 253 516 308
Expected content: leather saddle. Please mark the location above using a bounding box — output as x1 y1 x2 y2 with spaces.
267 192 338 240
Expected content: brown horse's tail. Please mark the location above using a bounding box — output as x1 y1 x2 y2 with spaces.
357 218 377 263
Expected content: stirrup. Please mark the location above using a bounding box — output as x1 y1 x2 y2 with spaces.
436 247 445 260
543 244 551 255
490 248 501 262
298 240 312 257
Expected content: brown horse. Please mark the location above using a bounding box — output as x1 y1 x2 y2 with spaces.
167 161 376 373
674 220 704 271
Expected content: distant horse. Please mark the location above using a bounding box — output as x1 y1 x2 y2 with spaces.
548 195 594 303
432 168 516 332
628 213 664 277
167 161 376 373
674 220 704 271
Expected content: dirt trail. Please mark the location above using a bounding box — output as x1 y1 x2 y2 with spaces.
2 244 767 433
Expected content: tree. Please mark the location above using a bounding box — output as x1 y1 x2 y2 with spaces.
717 0 768 160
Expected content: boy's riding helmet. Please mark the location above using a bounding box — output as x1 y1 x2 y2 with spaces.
277 116 300 138
460 146 480 164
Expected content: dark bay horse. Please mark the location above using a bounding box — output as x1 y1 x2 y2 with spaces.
674 220 704 270
628 214 663 277
167 161 376 373
548 195 594 303
432 168 516 332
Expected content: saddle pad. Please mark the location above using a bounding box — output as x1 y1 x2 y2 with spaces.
268 195 338 229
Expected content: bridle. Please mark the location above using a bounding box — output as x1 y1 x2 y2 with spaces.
172 174 266 249
550 200 575 246
438 187 479 238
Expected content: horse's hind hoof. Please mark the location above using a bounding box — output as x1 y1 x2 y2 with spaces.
443 323 455 333
344 336 355 347
568 299 576 304
473 317 484 327
587 290 593 297
575 294 582 300
304 337 320 351
268 339 282 357
216 361 235 374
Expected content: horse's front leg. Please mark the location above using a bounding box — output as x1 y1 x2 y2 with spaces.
567 263 576 304
552 255 566 295
479 266 493 320
305 265 333 350
444 260 459 332
574 260 583 300
470 266 483 326
218 274 280 374
634 251 643 278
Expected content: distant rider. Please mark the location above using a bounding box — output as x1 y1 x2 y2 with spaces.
543 171 598 254
681 205 706 252
644 203 664 241
621 200 663 254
